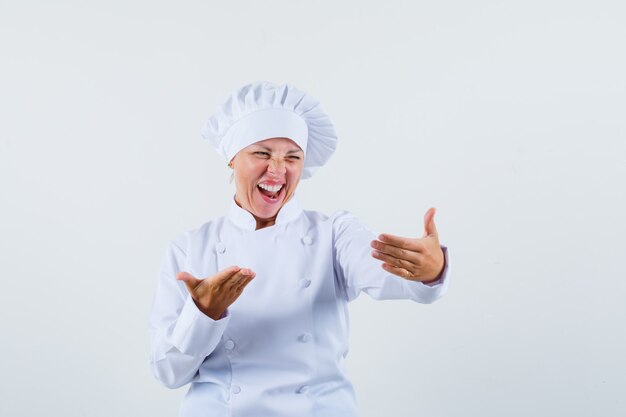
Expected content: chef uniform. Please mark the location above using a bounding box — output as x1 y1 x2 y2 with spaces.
149 82 450 417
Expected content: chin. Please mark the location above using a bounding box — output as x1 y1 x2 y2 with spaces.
252 200 284 219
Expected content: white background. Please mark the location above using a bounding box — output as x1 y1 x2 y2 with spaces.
1 1 625 416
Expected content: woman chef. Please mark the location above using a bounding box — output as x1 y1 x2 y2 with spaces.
149 81 450 417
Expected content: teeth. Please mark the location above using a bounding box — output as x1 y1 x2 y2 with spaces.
258 183 283 193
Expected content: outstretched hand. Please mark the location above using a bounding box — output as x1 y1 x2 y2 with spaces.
177 266 255 320
370 207 445 284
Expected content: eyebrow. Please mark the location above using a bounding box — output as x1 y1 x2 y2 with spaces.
256 146 303 154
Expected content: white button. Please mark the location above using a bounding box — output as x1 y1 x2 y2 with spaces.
224 340 235 351
297 385 309 394
216 242 226 254
301 235 313 245
231 385 241 394
300 279 311 288
299 333 312 343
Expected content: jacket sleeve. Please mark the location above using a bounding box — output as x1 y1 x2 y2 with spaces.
332 211 450 303
148 237 230 389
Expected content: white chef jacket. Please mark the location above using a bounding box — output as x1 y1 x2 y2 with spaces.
149 196 449 417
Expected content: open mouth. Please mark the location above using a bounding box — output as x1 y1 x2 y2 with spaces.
257 183 285 202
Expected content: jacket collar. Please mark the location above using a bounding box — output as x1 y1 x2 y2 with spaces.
227 194 303 231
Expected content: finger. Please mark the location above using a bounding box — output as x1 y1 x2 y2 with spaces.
234 273 255 294
380 263 412 280
373 236 427 253
377 233 413 249
371 250 415 272
177 272 201 293
225 269 253 291
423 207 439 238
214 266 242 284
370 240 422 263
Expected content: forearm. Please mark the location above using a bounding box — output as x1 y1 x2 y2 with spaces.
149 296 230 389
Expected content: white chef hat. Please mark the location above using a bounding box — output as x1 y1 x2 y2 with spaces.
201 81 337 179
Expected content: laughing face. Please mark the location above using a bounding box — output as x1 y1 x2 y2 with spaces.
231 137 304 229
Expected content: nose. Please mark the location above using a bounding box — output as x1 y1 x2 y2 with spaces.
267 157 286 176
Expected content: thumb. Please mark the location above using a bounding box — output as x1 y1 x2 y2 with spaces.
177 271 201 293
422 207 439 238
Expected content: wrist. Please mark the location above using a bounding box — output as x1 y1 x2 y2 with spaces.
193 298 224 320
203 306 225 321
423 252 446 284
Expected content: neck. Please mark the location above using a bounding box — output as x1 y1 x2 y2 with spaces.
233 196 278 230
255 216 276 230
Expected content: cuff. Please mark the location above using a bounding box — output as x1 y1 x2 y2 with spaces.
171 295 230 357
